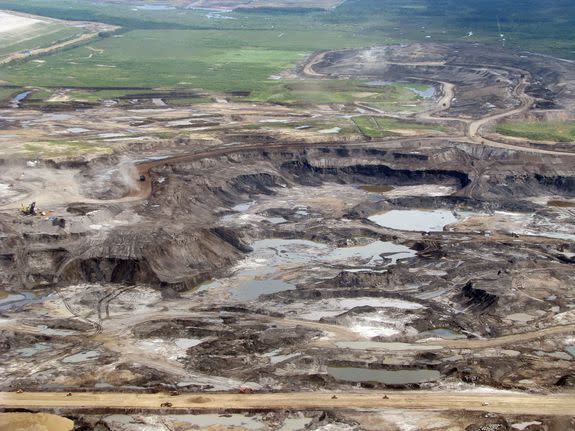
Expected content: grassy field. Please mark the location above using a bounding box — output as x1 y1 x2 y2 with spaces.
0 28 374 94
248 80 432 107
496 120 575 143
353 115 445 138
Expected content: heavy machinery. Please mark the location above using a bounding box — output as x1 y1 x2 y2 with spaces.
19 202 36 216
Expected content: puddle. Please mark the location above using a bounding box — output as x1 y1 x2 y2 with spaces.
0 413 73 431
233 279 295 301
16 343 51 357
174 338 204 349
336 341 442 351
327 366 441 384
565 346 575 358
0 291 39 311
165 414 264 430
10 91 31 108
369 209 458 232
408 85 436 99
359 185 395 193
62 350 100 363
421 328 467 340
277 417 312 431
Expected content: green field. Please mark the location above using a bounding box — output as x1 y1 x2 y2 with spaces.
248 80 432 107
353 115 445 138
496 120 575 143
0 0 573 100
0 28 376 94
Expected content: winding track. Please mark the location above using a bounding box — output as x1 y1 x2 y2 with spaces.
301 50 573 157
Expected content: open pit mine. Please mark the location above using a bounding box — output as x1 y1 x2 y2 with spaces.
0 42 574 430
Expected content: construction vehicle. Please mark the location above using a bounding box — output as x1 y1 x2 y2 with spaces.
20 202 36 216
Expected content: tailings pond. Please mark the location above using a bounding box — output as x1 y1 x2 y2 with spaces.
369 209 458 232
197 238 416 303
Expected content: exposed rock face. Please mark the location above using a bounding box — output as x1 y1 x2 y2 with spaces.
457 281 499 312
1 140 574 292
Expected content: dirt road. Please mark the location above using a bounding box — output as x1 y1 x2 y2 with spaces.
1 391 573 415
468 78 534 138
434 323 575 349
301 52 575 157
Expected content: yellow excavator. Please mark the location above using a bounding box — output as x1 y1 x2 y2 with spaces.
19 201 36 216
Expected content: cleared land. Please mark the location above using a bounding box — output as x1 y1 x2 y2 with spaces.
0 11 88 62
0 10 117 66
353 115 445 138
496 120 575 143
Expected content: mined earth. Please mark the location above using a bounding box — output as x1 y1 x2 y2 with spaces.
1 42 574 430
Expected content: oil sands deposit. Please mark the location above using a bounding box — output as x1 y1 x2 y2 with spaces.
0 0 574 430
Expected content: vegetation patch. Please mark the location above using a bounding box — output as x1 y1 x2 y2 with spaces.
353 115 445 138
496 120 575 143
248 80 432 108
23 140 112 158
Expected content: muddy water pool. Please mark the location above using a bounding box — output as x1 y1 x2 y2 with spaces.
199 238 416 301
327 366 441 384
